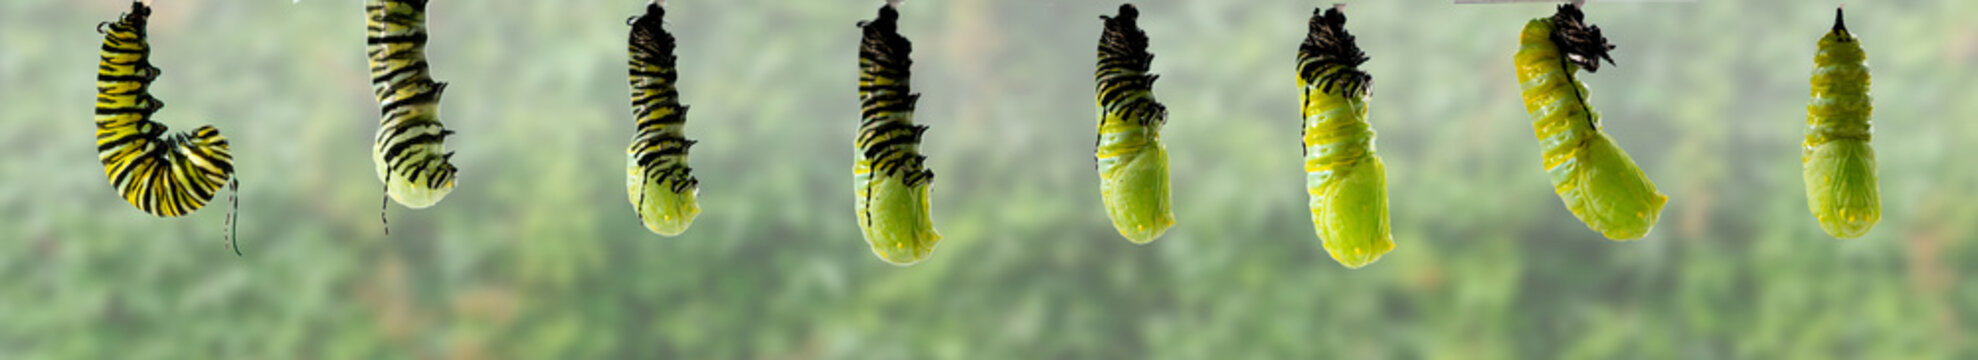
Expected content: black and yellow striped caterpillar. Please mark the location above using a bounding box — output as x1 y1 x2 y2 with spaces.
1298 6 1391 268
1513 5 1665 240
1802 8 1879 239
1094 3 1176 244
855 2 940 265
95 1 241 255
625 2 701 236
367 0 458 233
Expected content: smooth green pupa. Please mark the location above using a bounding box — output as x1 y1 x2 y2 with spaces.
1802 7 1880 239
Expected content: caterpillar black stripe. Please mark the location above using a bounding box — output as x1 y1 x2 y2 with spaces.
95 1 242 255
367 0 458 234
626 2 701 236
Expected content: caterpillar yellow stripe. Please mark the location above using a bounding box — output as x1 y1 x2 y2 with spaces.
368 0 457 232
626 3 701 236
856 4 940 265
95 1 241 254
1803 8 1879 239
1094 4 1174 244
1514 5 1666 240
1298 7 1391 268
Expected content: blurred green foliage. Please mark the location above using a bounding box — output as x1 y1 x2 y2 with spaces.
3 0 1975 358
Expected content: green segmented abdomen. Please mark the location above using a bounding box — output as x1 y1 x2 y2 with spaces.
1803 8 1878 239
855 4 939 265
1095 4 1174 244
1514 16 1666 240
626 3 700 236
1298 7 1390 268
1302 92 1389 267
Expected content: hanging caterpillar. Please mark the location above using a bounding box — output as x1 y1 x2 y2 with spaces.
1802 8 1879 239
625 2 701 236
1094 4 1175 244
855 2 940 265
368 0 458 234
1299 6 1391 268
1513 4 1666 240
95 1 242 255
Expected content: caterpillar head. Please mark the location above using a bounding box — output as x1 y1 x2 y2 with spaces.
99 1 152 35
1549 4 1616 73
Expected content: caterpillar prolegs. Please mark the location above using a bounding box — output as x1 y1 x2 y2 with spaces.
856 3 941 265
368 0 458 233
1299 6 1391 268
1514 5 1666 240
1803 8 1879 239
626 3 701 236
95 1 242 255
1095 4 1175 244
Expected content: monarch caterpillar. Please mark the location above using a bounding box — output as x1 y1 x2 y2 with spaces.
368 0 458 234
96 1 242 255
1094 4 1176 244
1298 6 1391 268
856 2 940 265
1514 4 1666 240
1803 8 1879 239
626 2 701 236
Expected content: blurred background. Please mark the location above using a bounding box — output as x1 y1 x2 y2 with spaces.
3 0 1975 358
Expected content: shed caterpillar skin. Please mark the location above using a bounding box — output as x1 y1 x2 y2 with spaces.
1094 4 1176 244
1299 7 1392 268
1513 5 1666 240
626 3 702 236
1802 8 1879 239
856 4 941 265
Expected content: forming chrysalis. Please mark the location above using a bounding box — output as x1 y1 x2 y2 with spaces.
1093 3 1177 244
1513 5 1667 240
1298 6 1392 268
856 3 941 265
626 2 703 236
